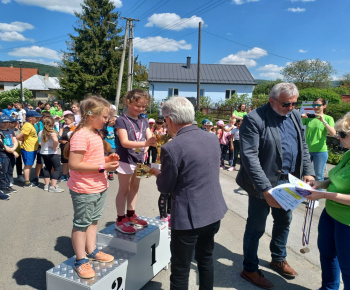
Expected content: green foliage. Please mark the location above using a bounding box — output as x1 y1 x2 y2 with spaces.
252 80 282 97
282 59 336 89
199 96 213 108
0 89 32 108
252 93 269 108
0 60 62 77
298 88 341 104
327 149 344 165
339 73 350 87
58 0 123 103
327 102 350 122
132 57 148 91
149 98 159 114
332 86 350 96
215 93 251 109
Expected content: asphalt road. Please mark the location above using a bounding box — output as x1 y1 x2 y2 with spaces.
0 163 338 290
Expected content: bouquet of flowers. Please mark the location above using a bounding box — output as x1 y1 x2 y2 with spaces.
136 163 152 178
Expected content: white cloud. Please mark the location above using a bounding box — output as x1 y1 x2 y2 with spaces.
134 36 192 52
219 47 267 67
20 58 59 66
3 0 122 14
288 7 306 12
257 64 284 80
232 0 260 4
0 31 33 42
9 45 60 60
0 21 34 32
145 13 204 31
1 0 12 4
299 49 307 53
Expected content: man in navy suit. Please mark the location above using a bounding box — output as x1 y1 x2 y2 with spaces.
237 82 315 289
151 97 227 290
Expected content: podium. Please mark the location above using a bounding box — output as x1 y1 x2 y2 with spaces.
46 217 171 290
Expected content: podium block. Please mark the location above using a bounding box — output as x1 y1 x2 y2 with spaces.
47 217 171 290
97 217 171 290
46 246 134 290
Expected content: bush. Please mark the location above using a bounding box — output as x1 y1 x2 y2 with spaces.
252 93 269 108
298 88 341 104
0 88 32 108
328 149 344 165
327 102 350 122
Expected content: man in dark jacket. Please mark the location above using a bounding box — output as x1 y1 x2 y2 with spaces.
151 96 227 290
236 82 315 289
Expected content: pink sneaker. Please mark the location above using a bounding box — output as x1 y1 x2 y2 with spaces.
128 214 149 228
227 166 236 171
115 217 136 234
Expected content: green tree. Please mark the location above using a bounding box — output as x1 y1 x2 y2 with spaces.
132 57 148 91
252 93 269 108
282 59 336 89
199 96 213 108
339 73 350 87
0 89 32 108
298 88 341 104
58 0 123 103
252 80 282 97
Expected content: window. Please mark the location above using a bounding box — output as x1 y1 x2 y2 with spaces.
168 88 179 97
0 84 4 91
225 89 236 99
200 89 205 97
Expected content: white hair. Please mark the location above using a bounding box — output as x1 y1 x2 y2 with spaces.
335 112 350 134
162 97 195 125
269 82 299 99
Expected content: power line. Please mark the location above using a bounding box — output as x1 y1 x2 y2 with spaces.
123 0 146 17
136 0 171 20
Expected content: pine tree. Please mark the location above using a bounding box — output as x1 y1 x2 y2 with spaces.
59 0 124 102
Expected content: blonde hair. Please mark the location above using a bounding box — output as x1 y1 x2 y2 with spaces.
124 89 150 107
42 118 57 143
334 112 350 134
64 95 111 159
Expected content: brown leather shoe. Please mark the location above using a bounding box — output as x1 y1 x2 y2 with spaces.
240 269 274 289
270 260 298 279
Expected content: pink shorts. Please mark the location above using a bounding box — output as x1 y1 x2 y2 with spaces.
116 161 137 175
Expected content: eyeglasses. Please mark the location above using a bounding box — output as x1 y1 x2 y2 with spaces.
273 98 299 107
338 131 348 139
312 104 322 108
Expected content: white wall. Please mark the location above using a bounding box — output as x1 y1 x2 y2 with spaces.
1 82 20 91
149 82 254 103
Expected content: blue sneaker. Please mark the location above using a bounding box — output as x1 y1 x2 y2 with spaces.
0 193 10 200
87 248 114 263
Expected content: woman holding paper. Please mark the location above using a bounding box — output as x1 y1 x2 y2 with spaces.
306 112 350 290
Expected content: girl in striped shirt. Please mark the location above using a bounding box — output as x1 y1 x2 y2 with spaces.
64 95 120 279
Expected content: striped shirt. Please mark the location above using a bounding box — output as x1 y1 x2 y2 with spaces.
67 128 107 193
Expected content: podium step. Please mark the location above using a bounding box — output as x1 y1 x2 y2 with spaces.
46 245 134 290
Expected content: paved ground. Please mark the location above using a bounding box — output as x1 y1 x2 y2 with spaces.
0 162 339 290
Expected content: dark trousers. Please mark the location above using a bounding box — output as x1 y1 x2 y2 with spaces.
15 154 22 176
0 156 11 188
170 220 221 290
147 146 157 164
158 192 171 218
233 140 240 167
243 180 293 272
42 154 61 180
220 144 228 165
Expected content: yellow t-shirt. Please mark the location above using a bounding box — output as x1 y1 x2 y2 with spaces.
21 122 39 152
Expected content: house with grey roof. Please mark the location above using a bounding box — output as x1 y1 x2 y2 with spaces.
14 73 61 100
148 56 256 104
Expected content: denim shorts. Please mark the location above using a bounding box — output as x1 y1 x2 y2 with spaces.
21 149 37 166
70 188 108 231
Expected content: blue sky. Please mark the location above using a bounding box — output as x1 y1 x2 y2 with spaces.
0 0 349 80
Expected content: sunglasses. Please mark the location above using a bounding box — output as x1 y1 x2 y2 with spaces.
338 131 348 139
312 104 322 108
280 101 299 108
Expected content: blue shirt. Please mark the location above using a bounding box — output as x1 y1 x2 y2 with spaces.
271 110 298 174
2 108 16 117
105 126 116 149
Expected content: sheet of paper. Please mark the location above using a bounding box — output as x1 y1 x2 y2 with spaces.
269 184 306 211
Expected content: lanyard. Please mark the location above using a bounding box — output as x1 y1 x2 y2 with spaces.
123 114 143 141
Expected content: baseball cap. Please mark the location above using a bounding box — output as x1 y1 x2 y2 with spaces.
9 116 19 122
0 115 10 123
26 110 42 118
63 110 74 116
11 111 19 116
201 118 209 125
216 120 224 127
148 118 155 123
205 121 213 126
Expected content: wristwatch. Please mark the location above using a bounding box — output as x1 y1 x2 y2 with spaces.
323 121 328 125
98 164 105 173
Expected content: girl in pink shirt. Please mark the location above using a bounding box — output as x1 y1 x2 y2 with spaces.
64 95 119 279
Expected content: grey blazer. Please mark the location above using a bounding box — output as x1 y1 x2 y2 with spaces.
236 102 315 199
156 125 228 230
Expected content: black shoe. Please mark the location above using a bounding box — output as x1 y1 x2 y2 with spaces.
0 193 10 200
0 188 12 195
23 182 38 188
7 187 17 193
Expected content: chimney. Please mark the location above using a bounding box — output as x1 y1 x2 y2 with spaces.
187 55 191 69
45 73 49 80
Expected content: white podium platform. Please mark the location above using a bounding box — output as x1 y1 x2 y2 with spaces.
46 217 171 290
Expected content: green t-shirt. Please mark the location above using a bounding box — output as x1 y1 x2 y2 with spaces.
326 150 350 225
233 110 247 118
302 114 334 152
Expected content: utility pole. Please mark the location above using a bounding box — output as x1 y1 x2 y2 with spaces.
20 62 24 102
127 19 136 91
115 20 129 107
197 22 202 111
